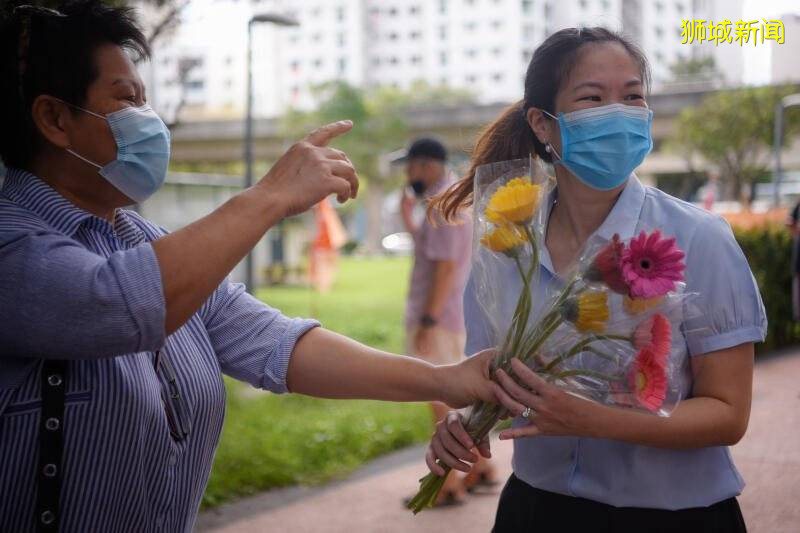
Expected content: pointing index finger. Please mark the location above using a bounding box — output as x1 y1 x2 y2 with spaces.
304 120 353 147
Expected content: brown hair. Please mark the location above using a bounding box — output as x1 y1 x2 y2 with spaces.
431 27 651 222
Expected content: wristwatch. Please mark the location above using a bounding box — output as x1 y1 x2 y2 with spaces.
420 314 438 328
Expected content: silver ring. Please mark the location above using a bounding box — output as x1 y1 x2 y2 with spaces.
521 406 532 419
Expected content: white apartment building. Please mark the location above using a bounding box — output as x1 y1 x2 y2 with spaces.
771 13 800 84
143 0 744 121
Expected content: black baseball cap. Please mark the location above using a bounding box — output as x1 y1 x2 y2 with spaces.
406 137 447 162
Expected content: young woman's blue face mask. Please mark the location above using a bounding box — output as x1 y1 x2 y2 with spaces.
543 103 653 191
63 102 171 203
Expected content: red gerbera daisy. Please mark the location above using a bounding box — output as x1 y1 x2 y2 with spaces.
628 347 668 412
585 233 629 294
632 314 672 365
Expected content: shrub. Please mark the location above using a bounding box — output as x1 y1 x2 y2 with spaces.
734 225 800 351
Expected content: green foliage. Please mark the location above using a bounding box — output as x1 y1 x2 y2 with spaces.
671 85 800 200
734 225 800 351
281 80 476 186
203 257 427 508
203 383 430 507
669 56 719 83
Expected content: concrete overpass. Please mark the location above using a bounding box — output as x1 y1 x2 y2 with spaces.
170 85 800 182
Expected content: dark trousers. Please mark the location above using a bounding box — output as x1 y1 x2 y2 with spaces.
493 474 747 533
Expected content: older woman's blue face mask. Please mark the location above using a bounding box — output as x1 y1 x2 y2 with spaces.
35 43 169 205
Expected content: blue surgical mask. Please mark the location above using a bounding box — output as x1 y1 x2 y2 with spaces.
543 103 653 191
64 103 171 203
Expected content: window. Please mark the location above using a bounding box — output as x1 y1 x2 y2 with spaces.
338 57 347 72
311 7 321 17
439 51 448 65
312 32 322 43
466 74 477 83
492 73 503 82
579 0 588 8
522 0 533 12
224 56 233 65
676 2 685 14
439 25 447 39
224 78 233 88
410 5 420 14
522 48 532 62
655 1 664 12
411 55 422 64
439 0 447 14
491 20 503 30
410 30 422 40
389 7 398 16
371 56 381 66
313 58 323 68
337 32 346 46
465 48 477 58
389 32 399 41
337 6 346 21
389 56 399 65
465 21 477 32
492 47 502 56
290 60 300 71
655 26 663 38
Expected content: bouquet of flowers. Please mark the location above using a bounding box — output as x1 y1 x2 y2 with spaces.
407 158 694 514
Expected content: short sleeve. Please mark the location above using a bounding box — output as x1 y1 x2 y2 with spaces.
200 279 319 393
463 273 493 356
683 216 767 356
422 213 471 262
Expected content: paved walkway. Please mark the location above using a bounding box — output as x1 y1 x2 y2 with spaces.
197 351 800 533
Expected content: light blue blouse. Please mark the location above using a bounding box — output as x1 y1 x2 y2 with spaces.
464 175 767 509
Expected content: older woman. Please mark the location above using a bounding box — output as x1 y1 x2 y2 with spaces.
0 3 494 532
427 27 766 532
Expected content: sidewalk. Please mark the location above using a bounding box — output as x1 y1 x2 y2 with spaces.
196 351 800 533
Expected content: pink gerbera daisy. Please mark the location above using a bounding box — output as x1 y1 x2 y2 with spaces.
632 314 672 365
628 347 668 412
620 230 686 299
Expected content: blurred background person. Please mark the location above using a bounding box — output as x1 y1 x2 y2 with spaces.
400 137 496 505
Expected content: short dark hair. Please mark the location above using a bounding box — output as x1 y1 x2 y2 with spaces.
407 137 447 162
0 1 150 169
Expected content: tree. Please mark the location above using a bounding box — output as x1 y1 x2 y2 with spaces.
670 85 800 203
668 55 720 83
282 81 475 253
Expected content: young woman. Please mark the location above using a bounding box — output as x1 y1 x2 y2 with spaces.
426 27 766 532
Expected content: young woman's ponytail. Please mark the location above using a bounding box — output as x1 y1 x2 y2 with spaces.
431 100 537 223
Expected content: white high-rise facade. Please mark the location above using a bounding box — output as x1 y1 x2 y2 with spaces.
144 0 744 121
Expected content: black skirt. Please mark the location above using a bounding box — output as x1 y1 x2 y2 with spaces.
492 474 747 533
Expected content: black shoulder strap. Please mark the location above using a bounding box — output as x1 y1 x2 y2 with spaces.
35 359 67 532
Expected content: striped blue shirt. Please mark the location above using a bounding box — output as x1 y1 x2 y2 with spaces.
0 169 319 532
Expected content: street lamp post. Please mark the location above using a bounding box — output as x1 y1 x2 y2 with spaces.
244 13 299 293
772 93 800 208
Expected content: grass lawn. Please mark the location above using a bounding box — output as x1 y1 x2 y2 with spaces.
202 256 433 508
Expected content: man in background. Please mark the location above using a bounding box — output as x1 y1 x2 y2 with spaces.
400 137 495 504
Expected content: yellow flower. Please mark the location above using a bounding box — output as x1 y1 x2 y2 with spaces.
480 225 526 256
563 291 609 332
485 177 542 225
623 295 664 315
